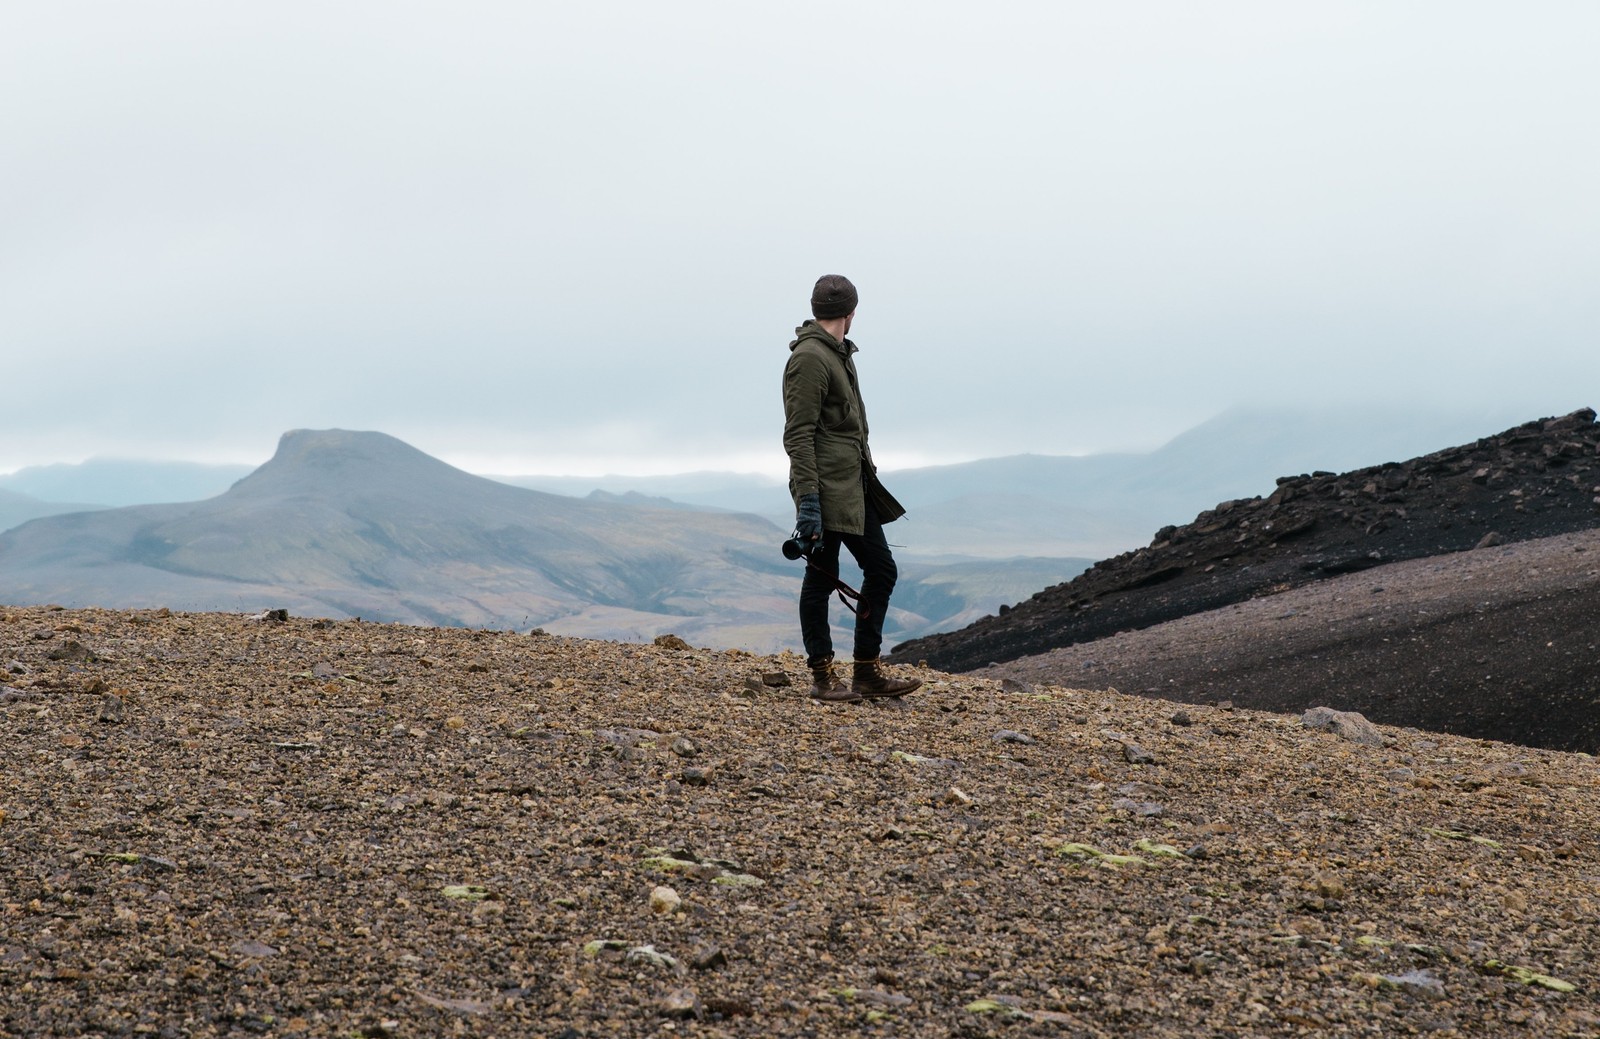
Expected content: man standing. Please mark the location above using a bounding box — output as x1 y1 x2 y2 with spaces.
783 274 923 703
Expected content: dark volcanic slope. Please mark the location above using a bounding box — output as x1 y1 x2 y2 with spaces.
894 409 1600 672
987 528 1600 752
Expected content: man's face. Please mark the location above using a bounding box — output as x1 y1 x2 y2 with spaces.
843 311 855 335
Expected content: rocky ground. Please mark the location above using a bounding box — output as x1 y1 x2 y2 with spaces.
894 409 1600 674
985 528 1600 753
5 606 1600 1037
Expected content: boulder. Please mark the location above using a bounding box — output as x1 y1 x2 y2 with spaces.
1301 706 1384 746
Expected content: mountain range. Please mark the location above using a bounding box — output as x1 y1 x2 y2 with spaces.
0 487 102 535
0 429 1085 652
495 403 1537 558
4 404 1527 560
0 458 254 508
0 403 1547 656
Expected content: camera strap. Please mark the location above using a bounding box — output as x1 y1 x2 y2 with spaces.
803 557 869 619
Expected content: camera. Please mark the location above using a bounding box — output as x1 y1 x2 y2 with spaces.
782 531 814 560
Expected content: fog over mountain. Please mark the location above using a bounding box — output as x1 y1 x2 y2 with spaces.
0 459 253 508
501 403 1538 559
0 487 102 534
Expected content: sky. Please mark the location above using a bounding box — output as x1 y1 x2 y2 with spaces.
3 2 1598 478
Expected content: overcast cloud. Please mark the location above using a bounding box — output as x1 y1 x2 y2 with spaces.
3 2 1597 477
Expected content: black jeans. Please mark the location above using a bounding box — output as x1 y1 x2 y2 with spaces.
800 502 898 666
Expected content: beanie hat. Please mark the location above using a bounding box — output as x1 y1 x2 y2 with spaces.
811 275 858 319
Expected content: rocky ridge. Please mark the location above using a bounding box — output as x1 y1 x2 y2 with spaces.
4 605 1600 1037
893 409 1600 673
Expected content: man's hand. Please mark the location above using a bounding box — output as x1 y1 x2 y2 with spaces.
796 493 823 542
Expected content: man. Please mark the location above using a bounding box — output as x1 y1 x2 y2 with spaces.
782 274 923 703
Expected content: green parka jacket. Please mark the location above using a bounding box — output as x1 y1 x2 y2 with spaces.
782 321 906 535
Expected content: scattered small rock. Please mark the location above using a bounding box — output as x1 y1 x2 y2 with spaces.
654 634 692 651
627 945 681 970
247 609 289 624
97 694 125 724
1378 969 1447 999
670 736 700 758
690 945 728 971
854 988 912 1008
759 671 791 687
1121 742 1157 765
702 996 753 1017
992 729 1035 745
649 885 681 915
1170 710 1194 726
681 768 709 787
658 988 701 1019
596 727 658 749
46 640 95 662
999 678 1035 694
1301 706 1385 747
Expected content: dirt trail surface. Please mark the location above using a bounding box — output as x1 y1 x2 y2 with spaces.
894 409 1600 674
5 606 1600 1037
987 529 1600 753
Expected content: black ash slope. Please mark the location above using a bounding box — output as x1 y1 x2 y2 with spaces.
892 408 1600 673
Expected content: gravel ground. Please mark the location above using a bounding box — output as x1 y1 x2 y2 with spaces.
4 605 1599 1037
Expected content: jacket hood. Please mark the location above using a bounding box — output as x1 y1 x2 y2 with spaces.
790 319 857 356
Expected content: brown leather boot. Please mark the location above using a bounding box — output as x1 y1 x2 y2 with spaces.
808 655 861 703
852 658 923 699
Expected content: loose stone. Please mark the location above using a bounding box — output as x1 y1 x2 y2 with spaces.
649 885 681 914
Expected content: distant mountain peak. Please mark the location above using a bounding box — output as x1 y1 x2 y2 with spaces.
271 428 432 462
232 429 478 499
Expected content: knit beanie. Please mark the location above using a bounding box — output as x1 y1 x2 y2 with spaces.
810 275 858 319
